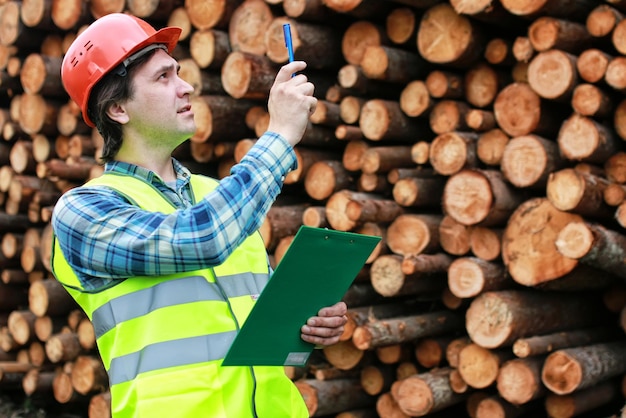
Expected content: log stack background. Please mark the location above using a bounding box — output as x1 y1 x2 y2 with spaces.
0 0 625 417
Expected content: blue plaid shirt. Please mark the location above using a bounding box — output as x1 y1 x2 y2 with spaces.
51 132 296 291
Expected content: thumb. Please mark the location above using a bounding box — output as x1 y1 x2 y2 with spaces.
274 61 307 84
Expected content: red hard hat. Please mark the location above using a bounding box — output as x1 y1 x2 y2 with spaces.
61 13 181 127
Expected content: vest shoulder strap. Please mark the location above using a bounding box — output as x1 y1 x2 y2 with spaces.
85 171 219 211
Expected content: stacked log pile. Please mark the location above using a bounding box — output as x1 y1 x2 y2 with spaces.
0 0 625 416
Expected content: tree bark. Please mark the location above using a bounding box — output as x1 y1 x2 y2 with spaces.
425 70 464 99
370 254 446 298
325 190 380 232
265 17 343 69
500 0 597 20
352 310 462 350
359 99 430 142
189 95 255 142
295 378 376 416
22 368 55 396
546 168 613 219
29 278 76 317
395 368 467 416
555 220 626 281
559 113 619 165
447 257 512 299
20 53 64 97
360 146 414 174
361 45 428 83
304 160 354 201
221 52 278 100
541 341 626 395
465 109 497 132
512 326 617 358
341 300 424 342
45 332 82 363
346 198 405 224
529 17 591 53
392 176 446 209
545 382 619 418
466 290 609 349
259 204 308 251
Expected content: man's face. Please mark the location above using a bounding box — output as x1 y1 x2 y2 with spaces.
121 49 196 147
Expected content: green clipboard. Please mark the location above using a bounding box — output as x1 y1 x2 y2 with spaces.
221 226 381 367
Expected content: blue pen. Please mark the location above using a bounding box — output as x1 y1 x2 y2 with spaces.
283 23 295 63
283 23 296 77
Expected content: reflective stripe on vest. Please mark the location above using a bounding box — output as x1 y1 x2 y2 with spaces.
51 172 308 418
91 273 268 340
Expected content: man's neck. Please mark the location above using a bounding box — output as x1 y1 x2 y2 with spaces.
115 133 180 182
115 152 176 182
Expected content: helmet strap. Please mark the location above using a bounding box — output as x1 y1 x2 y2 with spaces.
113 44 168 77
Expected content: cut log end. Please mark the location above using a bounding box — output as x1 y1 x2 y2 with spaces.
494 82 542 137
496 359 541 405
417 4 476 66
447 258 485 298
541 351 583 395
442 170 493 226
554 221 593 259
502 198 581 286
546 169 586 212
458 344 500 389
396 375 434 416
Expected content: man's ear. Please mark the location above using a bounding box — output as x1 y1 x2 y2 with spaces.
106 102 129 124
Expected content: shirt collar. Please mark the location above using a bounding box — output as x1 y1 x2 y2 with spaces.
104 158 192 187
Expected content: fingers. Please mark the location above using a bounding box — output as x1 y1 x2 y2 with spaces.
266 61 316 146
300 304 348 347
300 318 345 346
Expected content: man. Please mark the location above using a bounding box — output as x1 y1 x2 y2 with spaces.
51 13 347 418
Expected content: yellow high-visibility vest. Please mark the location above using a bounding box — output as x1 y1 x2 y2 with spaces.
51 171 308 418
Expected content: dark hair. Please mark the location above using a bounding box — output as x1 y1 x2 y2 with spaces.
87 49 157 163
